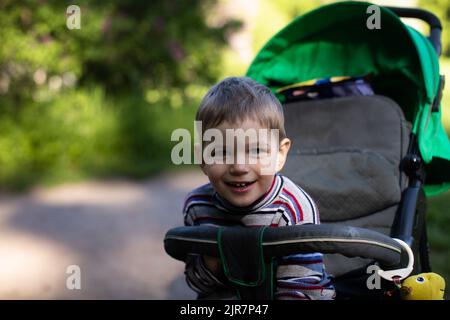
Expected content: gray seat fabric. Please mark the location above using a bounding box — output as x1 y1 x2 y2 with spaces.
285 149 402 221
281 95 411 276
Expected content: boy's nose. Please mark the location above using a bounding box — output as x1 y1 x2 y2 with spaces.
229 163 249 175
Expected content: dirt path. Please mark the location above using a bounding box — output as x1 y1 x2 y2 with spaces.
0 170 209 299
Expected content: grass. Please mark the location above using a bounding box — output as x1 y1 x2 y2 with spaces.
427 190 450 291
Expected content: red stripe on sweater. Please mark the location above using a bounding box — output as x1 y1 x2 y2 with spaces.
262 175 277 198
183 194 213 211
277 282 330 290
273 200 297 224
282 188 304 222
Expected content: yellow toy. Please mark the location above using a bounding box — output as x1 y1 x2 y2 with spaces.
400 273 446 300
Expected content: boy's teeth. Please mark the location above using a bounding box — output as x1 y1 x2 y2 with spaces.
230 182 250 187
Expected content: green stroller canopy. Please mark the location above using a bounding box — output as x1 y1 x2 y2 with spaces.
246 1 450 195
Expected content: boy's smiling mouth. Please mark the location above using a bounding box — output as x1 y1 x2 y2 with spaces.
224 180 256 193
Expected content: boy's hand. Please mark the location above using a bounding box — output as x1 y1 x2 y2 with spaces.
202 255 221 275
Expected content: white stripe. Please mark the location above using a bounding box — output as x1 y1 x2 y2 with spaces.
165 235 217 244
257 175 283 211
276 265 323 278
280 275 322 283
292 189 315 224
270 211 283 226
184 200 215 214
241 214 275 226
254 207 281 213
282 177 317 224
296 185 319 224
279 194 300 224
264 237 401 253
279 207 293 225
269 175 283 201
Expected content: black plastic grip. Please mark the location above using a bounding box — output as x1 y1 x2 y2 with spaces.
385 6 442 55
164 224 406 269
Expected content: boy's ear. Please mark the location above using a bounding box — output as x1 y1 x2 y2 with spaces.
276 138 291 172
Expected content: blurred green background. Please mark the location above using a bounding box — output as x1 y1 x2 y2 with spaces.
0 0 448 294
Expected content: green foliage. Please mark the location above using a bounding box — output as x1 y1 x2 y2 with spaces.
0 0 239 95
0 85 203 191
427 191 450 287
419 0 450 56
439 57 450 131
0 0 235 190
250 0 333 54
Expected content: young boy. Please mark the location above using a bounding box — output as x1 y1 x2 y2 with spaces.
183 77 335 300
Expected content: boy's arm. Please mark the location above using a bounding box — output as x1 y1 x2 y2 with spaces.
184 254 227 295
183 205 227 295
275 186 335 300
274 252 336 300
202 255 221 274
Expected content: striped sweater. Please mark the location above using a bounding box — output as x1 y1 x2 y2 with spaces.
183 174 336 300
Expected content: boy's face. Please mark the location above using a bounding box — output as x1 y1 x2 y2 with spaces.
198 118 291 208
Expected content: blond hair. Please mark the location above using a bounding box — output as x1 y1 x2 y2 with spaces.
196 77 286 139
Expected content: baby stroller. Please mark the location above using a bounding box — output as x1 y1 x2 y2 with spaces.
164 1 450 299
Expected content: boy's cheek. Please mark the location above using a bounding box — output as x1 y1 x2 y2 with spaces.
259 154 279 175
201 163 227 179
194 142 202 163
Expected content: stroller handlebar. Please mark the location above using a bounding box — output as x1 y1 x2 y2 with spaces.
385 6 442 56
164 224 414 280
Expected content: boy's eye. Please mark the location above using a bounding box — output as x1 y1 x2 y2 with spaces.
249 147 268 157
212 149 231 158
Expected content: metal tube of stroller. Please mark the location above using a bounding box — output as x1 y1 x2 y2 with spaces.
393 180 422 247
